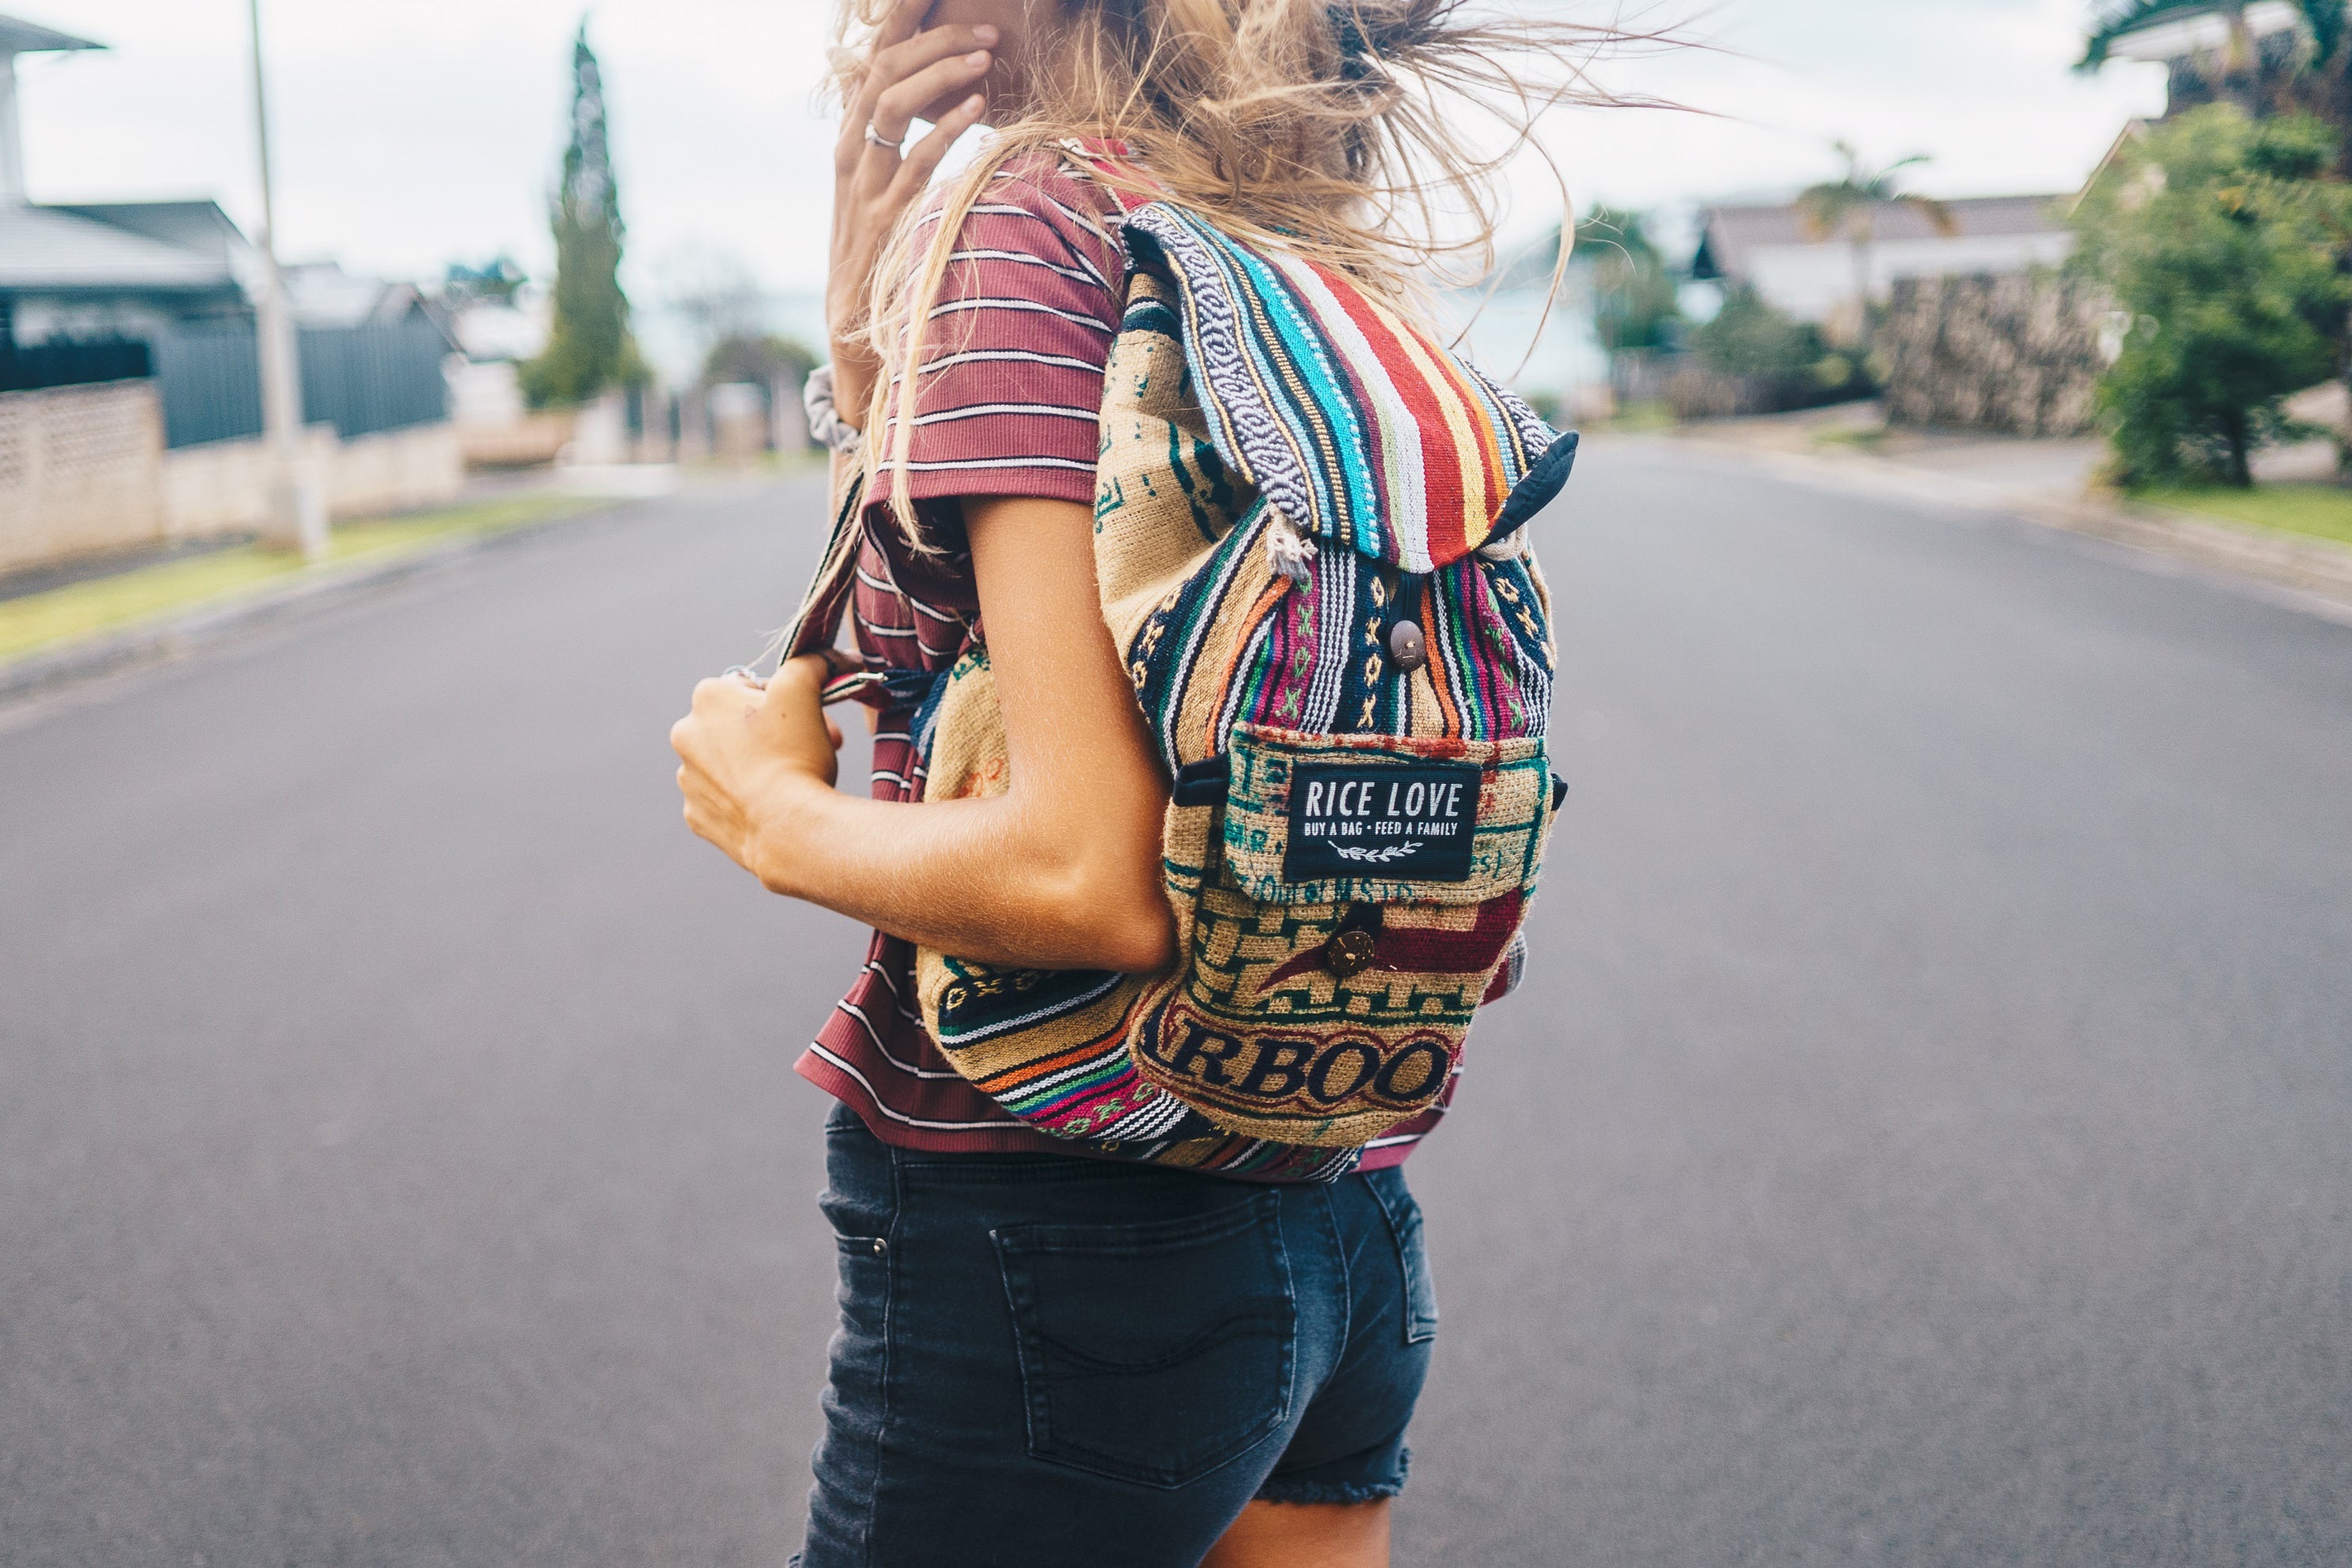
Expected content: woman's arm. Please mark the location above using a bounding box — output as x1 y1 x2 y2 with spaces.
672 493 1178 975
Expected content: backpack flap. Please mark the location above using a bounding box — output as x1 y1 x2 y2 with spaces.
1118 202 1574 574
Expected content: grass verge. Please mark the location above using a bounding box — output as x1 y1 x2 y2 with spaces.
0 492 602 664
2142 483 2352 550
1813 422 1891 453
1600 399 1678 435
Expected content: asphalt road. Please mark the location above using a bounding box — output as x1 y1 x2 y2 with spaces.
2 447 2347 1566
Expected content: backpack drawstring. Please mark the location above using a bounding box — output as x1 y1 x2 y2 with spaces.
1265 508 1318 586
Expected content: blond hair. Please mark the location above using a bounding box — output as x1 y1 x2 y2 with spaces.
835 0 1662 537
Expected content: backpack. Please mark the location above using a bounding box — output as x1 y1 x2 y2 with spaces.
789 165 1575 1181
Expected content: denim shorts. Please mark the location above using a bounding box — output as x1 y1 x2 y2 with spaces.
794 1103 1438 1568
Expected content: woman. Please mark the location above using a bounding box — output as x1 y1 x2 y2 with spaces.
672 1 1614 1561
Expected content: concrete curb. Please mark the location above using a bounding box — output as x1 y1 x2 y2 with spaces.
2018 493 2352 609
0 500 624 706
1668 436 2352 619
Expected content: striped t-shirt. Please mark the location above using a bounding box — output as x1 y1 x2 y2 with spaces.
794 151 1449 1171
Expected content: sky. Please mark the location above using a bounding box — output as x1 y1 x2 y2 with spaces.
13 0 2170 306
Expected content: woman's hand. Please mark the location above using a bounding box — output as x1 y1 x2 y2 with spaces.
828 0 998 426
672 657 847 891
667 500 1174 974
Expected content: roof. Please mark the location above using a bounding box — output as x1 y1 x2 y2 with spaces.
0 203 239 292
1694 195 2068 281
282 261 432 327
279 261 462 349
49 201 247 267
0 13 103 54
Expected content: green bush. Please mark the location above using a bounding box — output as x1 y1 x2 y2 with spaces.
2072 105 2350 488
1688 287 1824 379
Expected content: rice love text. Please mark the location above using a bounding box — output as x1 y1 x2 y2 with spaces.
1281 759 1483 883
1296 777 1468 840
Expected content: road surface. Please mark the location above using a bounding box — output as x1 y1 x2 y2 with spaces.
2 447 2346 1566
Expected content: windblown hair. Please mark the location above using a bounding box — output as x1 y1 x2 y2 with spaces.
835 0 1664 535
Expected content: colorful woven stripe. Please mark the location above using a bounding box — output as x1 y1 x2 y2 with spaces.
1121 204 1561 574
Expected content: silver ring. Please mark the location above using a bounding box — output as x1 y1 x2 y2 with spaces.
722 664 765 687
863 124 903 153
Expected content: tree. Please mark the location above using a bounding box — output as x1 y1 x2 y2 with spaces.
1574 206 1683 356
521 21 643 408
442 255 527 308
2072 105 2352 485
659 243 767 363
702 333 818 390
1796 142 1957 352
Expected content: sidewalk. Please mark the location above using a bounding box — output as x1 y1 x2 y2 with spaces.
0 445 843 706
1671 404 2352 619
0 480 622 704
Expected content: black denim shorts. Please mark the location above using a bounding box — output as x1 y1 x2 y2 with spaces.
794 1103 1437 1568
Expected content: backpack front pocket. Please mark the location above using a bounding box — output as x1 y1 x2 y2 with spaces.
1128 725 1557 1146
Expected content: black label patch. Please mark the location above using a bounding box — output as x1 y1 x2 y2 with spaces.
1283 760 1480 883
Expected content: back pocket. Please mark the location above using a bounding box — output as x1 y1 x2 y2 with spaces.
992 1190 1296 1489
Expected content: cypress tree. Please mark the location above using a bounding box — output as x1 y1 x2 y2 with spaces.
523 20 642 407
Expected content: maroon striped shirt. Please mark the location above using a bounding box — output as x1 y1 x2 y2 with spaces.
794 151 1446 1170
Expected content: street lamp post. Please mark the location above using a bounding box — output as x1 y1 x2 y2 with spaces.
247 0 325 560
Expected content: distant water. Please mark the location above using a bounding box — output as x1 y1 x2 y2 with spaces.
639 287 1600 405
1439 287 1607 404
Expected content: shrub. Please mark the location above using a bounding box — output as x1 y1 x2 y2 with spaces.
2072 105 2351 487
1688 287 1824 380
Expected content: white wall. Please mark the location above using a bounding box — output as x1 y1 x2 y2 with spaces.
0 382 166 575
1741 233 2077 324
162 423 462 537
0 380 467 577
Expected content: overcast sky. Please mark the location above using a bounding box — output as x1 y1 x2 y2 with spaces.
14 0 2167 299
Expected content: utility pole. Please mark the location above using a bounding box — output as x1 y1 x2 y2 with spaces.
247 0 325 559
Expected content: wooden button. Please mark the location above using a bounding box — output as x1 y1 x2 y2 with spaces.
1325 927 1379 978
1388 618 1427 672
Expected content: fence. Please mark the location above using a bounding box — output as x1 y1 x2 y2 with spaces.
0 382 166 576
1880 272 2106 439
148 325 261 448
149 319 451 450
0 339 154 394
1613 351 1854 421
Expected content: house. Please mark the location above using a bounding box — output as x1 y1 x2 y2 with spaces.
1 10 462 572
1690 196 2076 326
2089 1 2312 117
0 200 252 354
1 18 250 367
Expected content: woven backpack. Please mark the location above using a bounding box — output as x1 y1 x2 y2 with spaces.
790 167 1577 1182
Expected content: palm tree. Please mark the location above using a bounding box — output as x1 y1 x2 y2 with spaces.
1795 142 1956 353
